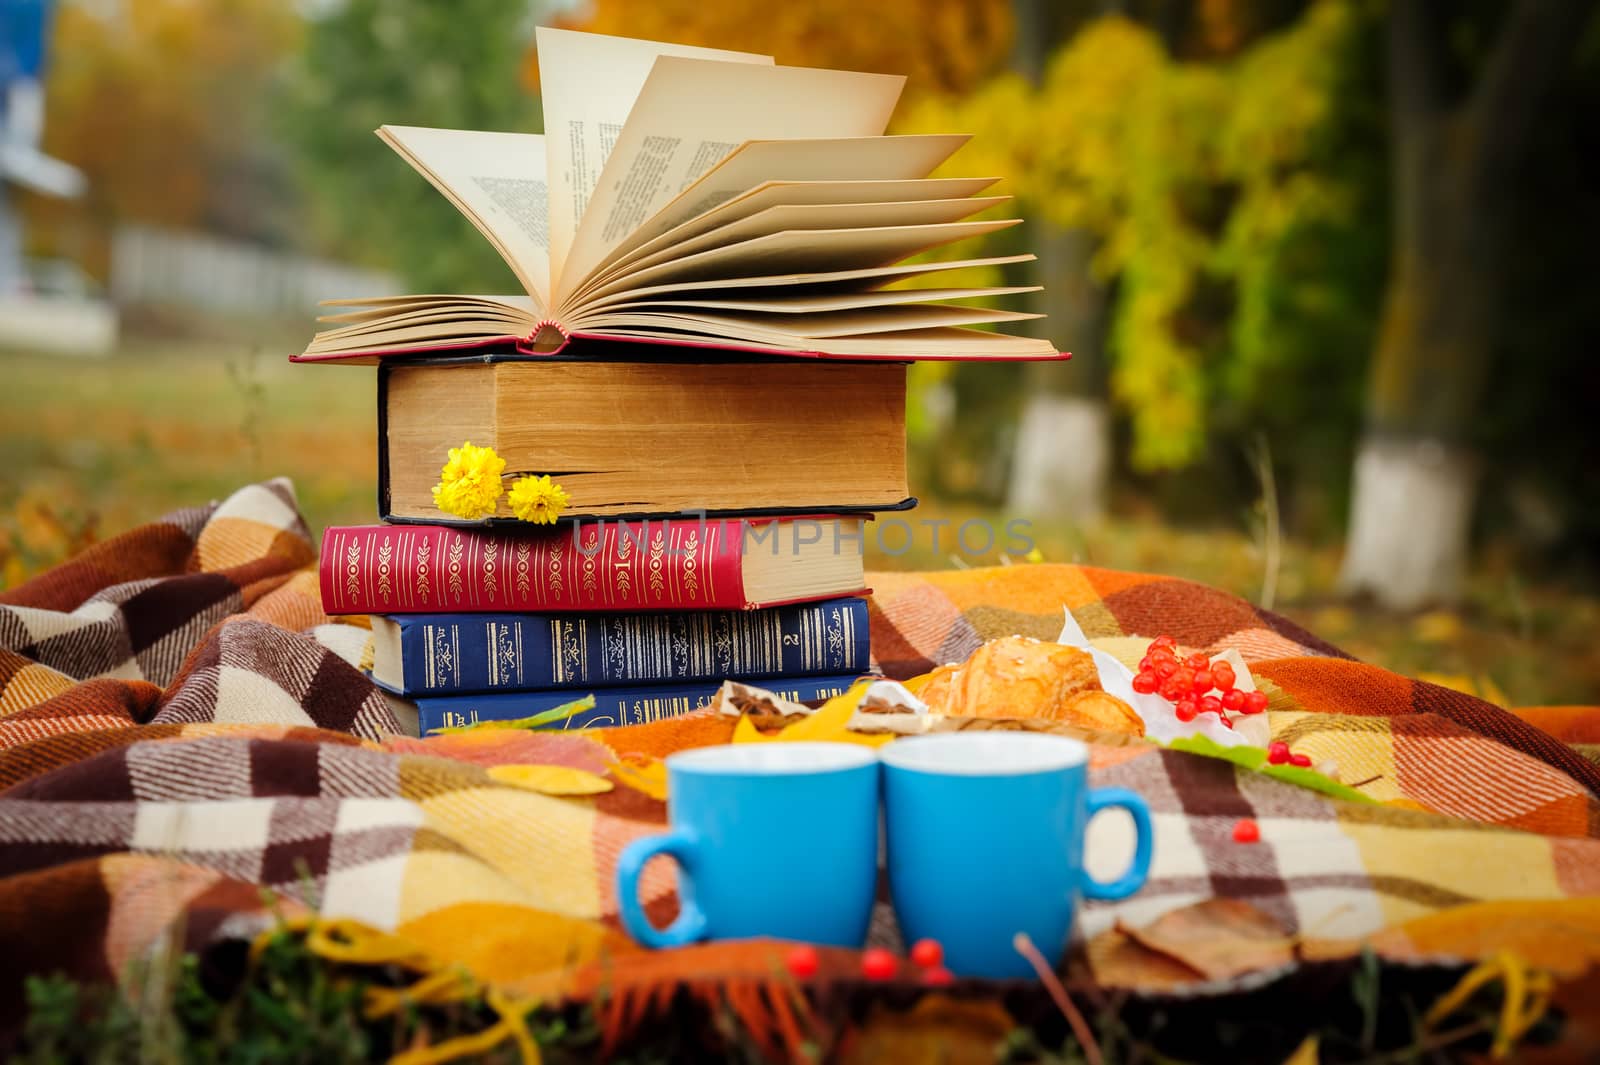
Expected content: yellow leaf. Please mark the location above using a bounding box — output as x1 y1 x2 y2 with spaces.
1412 610 1463 644
899 671 937 696
731 713 774 744
1280 1035 1319 1065
775 680 872 742
487 764 613 796
608 757 669 801
1478 673 1510 708
1418 672 1480 698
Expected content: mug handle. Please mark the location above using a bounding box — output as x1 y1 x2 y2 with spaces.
1080 787 1154 901
616 829 709 949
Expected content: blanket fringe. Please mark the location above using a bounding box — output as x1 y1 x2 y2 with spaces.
254 916 543 1064
1422 950 1553 1059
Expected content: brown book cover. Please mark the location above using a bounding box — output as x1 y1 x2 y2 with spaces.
377 350 913 525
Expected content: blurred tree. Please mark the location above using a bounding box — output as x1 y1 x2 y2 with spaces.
1005 0 1112 527
1000 0 1317 524
541 0 1013 95
904 2 1376 496
1339 0 1599 609
276 0 538 292
21 0 302 276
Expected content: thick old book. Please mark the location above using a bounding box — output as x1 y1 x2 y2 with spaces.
370 597 869 696
414 673 861 735
292 28 1064 365
378 354 908 521
319 517 867 615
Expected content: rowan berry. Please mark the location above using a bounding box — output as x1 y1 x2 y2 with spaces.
861 947 897 981
787 945 819 979
909 939 943 969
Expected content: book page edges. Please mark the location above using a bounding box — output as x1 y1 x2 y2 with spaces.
289 330 1068 364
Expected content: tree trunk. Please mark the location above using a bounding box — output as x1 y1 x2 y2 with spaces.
1340 120 1501 606
1006 225 1111 523
1339 0 1593 608
1343 436 1476 609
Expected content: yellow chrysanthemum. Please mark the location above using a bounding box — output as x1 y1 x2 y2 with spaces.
431 441 506 520
507 474 570 525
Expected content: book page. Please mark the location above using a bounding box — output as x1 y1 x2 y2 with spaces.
574 252 1038 303
572 285 1038 319
582 219 1021 305
378 127 552 308
534 28 771 288
557 59 907 305
582 325 1058 360
577 304 1039 341
568 136 971 303
599 196 1010 286
588 175 998 287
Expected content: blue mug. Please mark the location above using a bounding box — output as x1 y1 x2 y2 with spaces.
617 742 880 948
881 731 1153 979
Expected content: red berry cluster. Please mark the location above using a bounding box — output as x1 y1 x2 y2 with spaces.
1130 635 1267 727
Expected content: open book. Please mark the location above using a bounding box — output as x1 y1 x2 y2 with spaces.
294 29 1062 364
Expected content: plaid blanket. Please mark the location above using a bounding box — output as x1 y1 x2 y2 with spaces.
2 481 1599 1046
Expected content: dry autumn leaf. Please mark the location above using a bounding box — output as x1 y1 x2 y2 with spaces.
486 764 613 796
608 756 669 801
837 994 1015 1065
1114 898 1298 983
1281 1035 1320 1065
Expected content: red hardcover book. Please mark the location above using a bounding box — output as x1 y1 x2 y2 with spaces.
319 517 868 615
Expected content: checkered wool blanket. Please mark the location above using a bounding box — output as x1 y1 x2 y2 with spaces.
2 480 1598 1047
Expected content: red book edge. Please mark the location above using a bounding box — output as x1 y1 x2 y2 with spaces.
317 517 865 614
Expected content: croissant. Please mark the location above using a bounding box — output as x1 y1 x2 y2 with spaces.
918 635 1145 736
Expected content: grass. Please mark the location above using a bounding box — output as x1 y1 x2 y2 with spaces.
2 342 1595 707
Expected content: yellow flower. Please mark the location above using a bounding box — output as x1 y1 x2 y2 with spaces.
507 474 570 525
431 441 506 520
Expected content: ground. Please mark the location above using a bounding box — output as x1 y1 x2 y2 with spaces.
3 342 1595 707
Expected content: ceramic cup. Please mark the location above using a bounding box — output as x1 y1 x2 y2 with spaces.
881 731 1153 978
616 742 881 948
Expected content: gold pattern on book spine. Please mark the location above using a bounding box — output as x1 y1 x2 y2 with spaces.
581 529 599 599
682 529 700 601
482 539 498 602
345 540 360 603
376 539 393 603
648 529 665 600
615 526 633 600
547 539 564 602
416 538 431 603
515 542 531 599
447 535 464 603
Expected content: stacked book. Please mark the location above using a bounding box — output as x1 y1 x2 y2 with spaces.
296 29 1063 735
320 518 873 733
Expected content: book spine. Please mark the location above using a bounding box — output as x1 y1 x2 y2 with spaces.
391 598 870 695
320 521 746 614
415 674 862 734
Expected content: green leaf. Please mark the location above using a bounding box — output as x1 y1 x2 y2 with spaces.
427 694 597 735
1168 732 1375 804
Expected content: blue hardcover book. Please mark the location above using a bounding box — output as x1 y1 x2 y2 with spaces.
414 673 864 735
369 598 869 696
